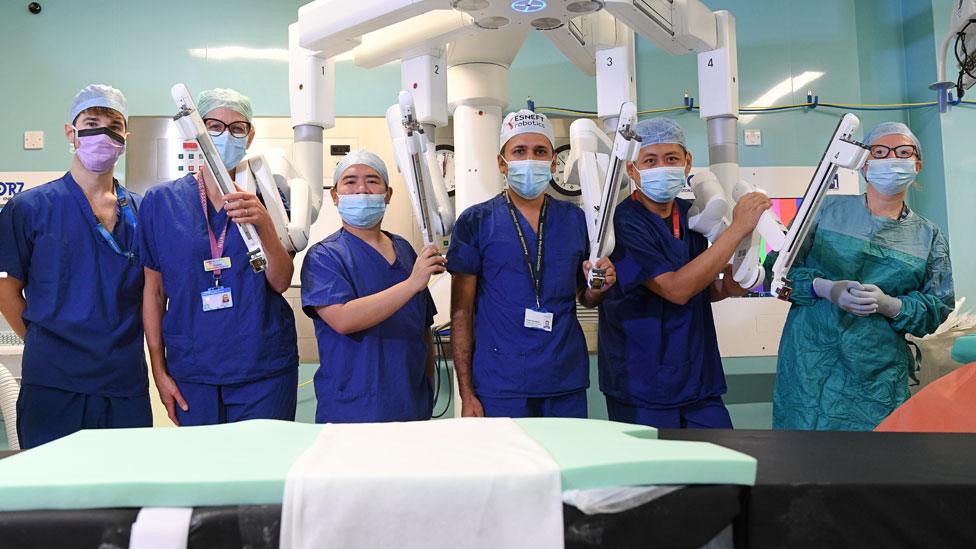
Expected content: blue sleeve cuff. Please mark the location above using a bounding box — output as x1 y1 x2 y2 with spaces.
446 240 481 275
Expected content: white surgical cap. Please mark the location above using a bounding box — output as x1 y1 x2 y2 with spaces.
69 84 128 124
634 117 686 149
333 149 389 187
864 122 922 159
499 109 555 152
198 88 253 121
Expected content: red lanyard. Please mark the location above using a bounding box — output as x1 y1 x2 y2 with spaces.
670 204 681 239
197 176 231 279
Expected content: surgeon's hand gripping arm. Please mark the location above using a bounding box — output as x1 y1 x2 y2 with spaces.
645 192 770 306
450 273 484 417
578 257 617 308
315 245 445 336
143 268 188 426
220 190 294 293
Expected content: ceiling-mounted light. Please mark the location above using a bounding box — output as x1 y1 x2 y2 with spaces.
476 16 510 29
511 0 547 14
531 17 563 30
567 1 603 14
452 0 489 10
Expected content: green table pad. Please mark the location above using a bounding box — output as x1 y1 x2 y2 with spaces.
0 419 756 511
515 418 756 489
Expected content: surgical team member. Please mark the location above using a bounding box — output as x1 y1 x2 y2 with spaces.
0 85 151 447
301 150 442 423
138 88 298 426
448 110 616 419
598 118 770 429
771 122 953 431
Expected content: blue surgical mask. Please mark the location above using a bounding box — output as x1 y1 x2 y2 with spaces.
639 166 687 203
866 158 917 196
505 159 552 199
212 132 247 170
337 193 387 229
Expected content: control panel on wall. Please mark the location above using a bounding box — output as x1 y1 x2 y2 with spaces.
175 142 204 175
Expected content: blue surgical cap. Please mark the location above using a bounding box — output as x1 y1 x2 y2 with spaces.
333 149 389 187
198 88 253 121
864 121 922 159
634 117 687 149
69 84 128 124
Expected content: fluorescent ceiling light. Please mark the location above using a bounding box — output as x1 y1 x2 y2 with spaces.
188 46 354 62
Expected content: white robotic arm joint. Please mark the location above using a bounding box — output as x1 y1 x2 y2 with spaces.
386 90 455 248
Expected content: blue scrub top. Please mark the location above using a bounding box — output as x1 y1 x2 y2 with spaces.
598 197 726 408
135 175 298 385
301 229 435 423
446 193 589 398
0 172 147 397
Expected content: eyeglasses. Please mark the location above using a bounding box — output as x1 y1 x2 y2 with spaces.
203 118 252 139
869 144 918 160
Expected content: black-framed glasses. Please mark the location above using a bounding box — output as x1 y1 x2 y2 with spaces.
869 144 918 159
204 118 252 139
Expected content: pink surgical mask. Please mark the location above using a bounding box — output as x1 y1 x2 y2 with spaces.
73 127 126 174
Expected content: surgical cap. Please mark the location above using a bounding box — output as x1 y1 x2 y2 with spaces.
634 117 686 149
863 122 922 159
500 109 555 151
333 149 390 187
198 88 253 121
69 84 128 124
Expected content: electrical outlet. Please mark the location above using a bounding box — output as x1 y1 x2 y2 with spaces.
24 131 44 150
744 129 761 146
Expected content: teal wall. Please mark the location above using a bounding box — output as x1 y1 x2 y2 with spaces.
1 0 971 434
901 1 976 304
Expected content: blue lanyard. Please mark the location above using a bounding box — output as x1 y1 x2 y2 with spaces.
95 184 137 260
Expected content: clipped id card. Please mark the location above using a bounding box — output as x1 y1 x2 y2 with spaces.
201 287 233 312
524 308 554 332
203 257 232 272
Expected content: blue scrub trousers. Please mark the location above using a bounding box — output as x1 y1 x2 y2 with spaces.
16 384 152 449
605 395 732 429
174 369 298 426
479 389 588 418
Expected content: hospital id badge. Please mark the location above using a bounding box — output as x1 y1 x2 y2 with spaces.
201 287 233 312
524 308 554 332
203 257 232 272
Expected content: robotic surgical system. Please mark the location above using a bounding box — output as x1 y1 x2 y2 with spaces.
283 0 873 298
931 0 976 111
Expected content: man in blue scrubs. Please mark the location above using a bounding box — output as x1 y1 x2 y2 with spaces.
597 117 770 428
448 110 616 419
301 150 443 423
138 88 298 426
0 84 151 448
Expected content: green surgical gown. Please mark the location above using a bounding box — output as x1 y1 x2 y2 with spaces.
769 194 954 431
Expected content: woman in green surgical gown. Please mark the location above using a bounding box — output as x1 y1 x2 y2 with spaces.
771 122 954 431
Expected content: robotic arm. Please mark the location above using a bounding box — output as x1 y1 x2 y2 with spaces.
170 83 268 273
386 90 455 247
768 113 869 300
567 102 641 289
236 149 323 254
